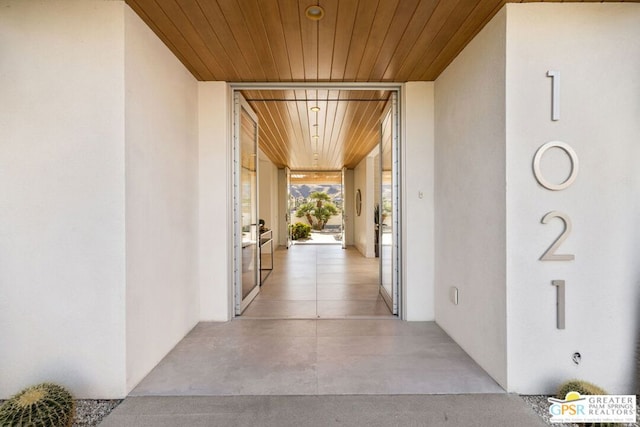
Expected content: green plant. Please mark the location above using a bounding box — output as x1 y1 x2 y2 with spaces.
289 222 311 240
556 380 612 427
0 383 75 427
296 191 339 230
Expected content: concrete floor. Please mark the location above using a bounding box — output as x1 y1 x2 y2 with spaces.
100 394 546 427
245 245 392 318
130 319 504 396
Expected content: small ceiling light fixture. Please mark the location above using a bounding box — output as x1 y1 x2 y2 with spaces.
310 106 320 112
312 134 320 139
305 5 325 21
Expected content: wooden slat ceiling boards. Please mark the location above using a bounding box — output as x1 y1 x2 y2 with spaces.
127 0 517 82
290 171 343 185
244 89 390 170
126 0 638 169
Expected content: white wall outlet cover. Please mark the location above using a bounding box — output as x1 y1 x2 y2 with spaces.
450 287 459 305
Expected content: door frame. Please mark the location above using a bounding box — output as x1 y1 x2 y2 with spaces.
233 92 261 315
229 82 404 319
341 167 347 249
285 166 292 248
378 92 400 315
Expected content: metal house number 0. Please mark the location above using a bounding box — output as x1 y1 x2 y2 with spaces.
533 141 579 191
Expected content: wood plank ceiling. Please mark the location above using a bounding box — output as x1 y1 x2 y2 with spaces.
126 0 632 170
244 89 390 169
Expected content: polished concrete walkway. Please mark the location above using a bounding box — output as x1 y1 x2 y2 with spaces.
100 394 546 426
131 319 504 396
245 245 391 318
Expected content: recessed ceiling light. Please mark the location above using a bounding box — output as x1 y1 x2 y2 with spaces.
313 153 319 157
310 106 320 112
312 134 319 139
305 5 325 21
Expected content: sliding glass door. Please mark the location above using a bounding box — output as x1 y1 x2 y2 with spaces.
234 93 260 314
379 92 399 315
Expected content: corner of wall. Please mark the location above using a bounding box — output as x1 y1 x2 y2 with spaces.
124 2 200 392
433 8 508 389
198 81 232 322
403 81 435 321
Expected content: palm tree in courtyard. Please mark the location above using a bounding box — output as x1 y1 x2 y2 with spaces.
296 191 339 230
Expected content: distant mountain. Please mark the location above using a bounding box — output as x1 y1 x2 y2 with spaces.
326 186 339 195
290 184 342 201
290 184 311 198
289 183 388 205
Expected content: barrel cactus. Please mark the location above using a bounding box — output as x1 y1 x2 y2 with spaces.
0 383 75 427
556 380 612 427
557 379 607 400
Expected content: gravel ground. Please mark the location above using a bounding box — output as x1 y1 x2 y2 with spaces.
521 395 639 427
72 400 122 426
0 399 122 427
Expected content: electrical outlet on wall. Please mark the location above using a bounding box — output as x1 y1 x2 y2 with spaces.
450 287 459 305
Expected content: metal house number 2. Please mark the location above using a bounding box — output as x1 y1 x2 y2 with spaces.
539 211 574 261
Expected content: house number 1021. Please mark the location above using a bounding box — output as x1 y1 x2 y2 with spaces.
534 70 578 330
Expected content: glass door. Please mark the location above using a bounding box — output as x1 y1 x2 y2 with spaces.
379 92 399 315
234 92 260 315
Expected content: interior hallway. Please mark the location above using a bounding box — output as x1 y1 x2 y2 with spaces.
244 244 392 318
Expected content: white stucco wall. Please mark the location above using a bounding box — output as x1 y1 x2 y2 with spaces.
0 0 127 398
258 150 279 244
124 6 200 392
504 3 640 394
403 82 435 321
434 10 508 387
354 154 376 258
277 169 289 247
344 169 355 246
199 82 232 321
